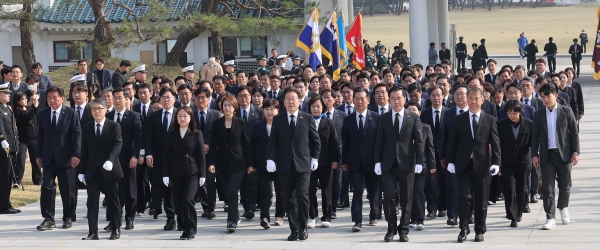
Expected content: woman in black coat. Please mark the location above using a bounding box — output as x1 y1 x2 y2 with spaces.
251 99 285 229
208 94 253 233
307 96 339 228
13 89 41 186
162 106 206 240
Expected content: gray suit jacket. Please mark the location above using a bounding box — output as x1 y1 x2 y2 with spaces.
531 104 579 165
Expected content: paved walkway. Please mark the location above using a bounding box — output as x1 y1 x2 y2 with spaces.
1 57 599 249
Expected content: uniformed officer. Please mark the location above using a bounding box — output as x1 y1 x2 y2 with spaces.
256 55 269 75
0 82 19 214
365 48 376 72
376 46 389 70
182 66 195 85
291 56 302 73
224 48 236 62
455 36 467 71
132 65 147 88
268 49 278 67
223 60 236 86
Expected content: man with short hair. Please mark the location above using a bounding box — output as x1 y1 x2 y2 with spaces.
406 83 426 109
292 79 313 113
535 59 549 78
93 58 112 90
455 37 467 70
260 73 271 92
8 65 27 104
520 77 543 110
131 83 153 215
322 89 346 219
112 60 131 89
175 84 195 109
212 75 227 100
336 82 355 116
101 88 114 113
568 39 582 78
0 83 19 214
268 75 283 100
369 83 390 114
439 43 451 62
484 59 497 84
543 37 558 73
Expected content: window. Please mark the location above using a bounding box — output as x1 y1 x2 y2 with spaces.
157 40 177 64
53 41 93 62
208 36 267 58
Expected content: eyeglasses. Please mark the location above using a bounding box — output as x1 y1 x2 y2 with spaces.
374 91 387 96
285 98 299 102
91 107 105 112
238 94 250 99
161 96 173 100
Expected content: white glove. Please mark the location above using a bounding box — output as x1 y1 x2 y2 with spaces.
199 177 206 186
78 174 86 185
266 160 276 173
447 163 456 174
102 161 113 171
374 162 382 175
415 164 423 174
489 165 500 176
1 140 8 149
163 177 170 186
311 158 318 171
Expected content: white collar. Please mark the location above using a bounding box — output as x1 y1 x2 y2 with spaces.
469 109 482 118
392 108 405 118
287 110 299 118
356 109 368 118
115 108 126 116
95 118 106 127
546 104 558 113
52 105 63 113
163 107 174 114
76 102 87 110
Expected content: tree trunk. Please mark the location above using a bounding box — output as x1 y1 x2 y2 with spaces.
369 0 374 16
20 3 35 74
211 30 224 62
89 0 114 65
165 28 204 66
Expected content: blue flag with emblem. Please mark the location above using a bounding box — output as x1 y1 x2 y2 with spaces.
295 8 322 71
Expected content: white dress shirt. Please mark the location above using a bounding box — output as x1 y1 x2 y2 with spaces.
522 95 533 106
355 109 368 128
287 110 299 125
432 106 443 127
314 118 321 128
240 106 251 120
140 101 151 116
546 104 558 149
344 103 355 115
456 106 469 115
51 105 63 123
75 102 87 120
113 108 126 122
377 104 390 114
392 108 405 134
162 107 174 131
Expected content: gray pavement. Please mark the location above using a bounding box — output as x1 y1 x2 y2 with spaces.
1 57 600 249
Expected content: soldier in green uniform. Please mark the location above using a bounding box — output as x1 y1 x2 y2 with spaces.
256 55 269 75
182 65 195 85
376 46 389 71
365 48 376 72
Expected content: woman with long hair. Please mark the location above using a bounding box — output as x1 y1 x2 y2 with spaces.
13 89 41 187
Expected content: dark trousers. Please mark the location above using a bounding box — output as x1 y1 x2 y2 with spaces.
331 167 342 207
199 164 217 212
382 162 414 236
457 56 466 71
489 175 500 202
135 163 151 213
257 170 285 220
526 57 536 71
87 173 121 233
350 166 381 224
216 174 227 202
582 42 587 53
457 160 491 234
530 162 541 196
0 152 16 210
502 163 529 221
148 166 175 219
279 165 311 232
572 60 580 77
40 161 76 222
309 164 333 222
171 175 198 236
242 171 258 212
446 171 458 219
108 167 136 223
16 140 41 185
547 56 556 73
217 170 245 223
411 174 427 222
541 150 572 219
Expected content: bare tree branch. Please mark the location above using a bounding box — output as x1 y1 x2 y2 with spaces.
111 0 144 41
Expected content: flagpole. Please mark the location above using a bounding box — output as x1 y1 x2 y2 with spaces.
283 4 319 64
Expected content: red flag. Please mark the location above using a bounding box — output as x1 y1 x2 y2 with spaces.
593 7 600 80
346 13 365 70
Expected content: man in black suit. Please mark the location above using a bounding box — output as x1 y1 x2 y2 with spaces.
520 77 543 110
466 77 497 117
145 87 178 230
531 83 579 230
543 37 558 73
105 88 142 230
292 79 315 113
132 83 152 215
500 83 535 120
0 83 19 214
484 59 497 84
421 85 448 219
406 83 427 109
568 39 583 78
373 86 423 242
78 98 123 240
369 84 390 115
71 80 93 198
196 80 220 110
446 87 501 243
174 84 196 109
36 86 81 230
111 60 131 89
267 75 283 100
193 87 221 218
8 65 27 105
336 82 356 116
266 87 320 241
342 87 381 232
426 76 454 109
322 89 346 218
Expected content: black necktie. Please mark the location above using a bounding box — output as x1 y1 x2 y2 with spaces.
200 111 206 132
52 111 57 131
472 114 478 137
96 124 101 137
243 109 247 121
525 99 529 105
443 99 447 106
347 106 352 115
117 113 122 123
459 110 465 114
289 115 296 134
358 114 364 136
163 111 169 132
434 110 440 133
77 106 81 120
380 107 385 114
394 113 400 137
142 105 146 119
326 112 331 119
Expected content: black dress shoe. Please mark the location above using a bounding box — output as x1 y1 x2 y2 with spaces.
447 218 458 225
82 233 99 240
299 229 308 240
0 208 19 214
336 203 345 209
104 223 114 231
468 216 474 224
437 211 446 217
457 229 470 243
244 210 255 220
110 229 121 240
180 232 188 240
426 213 436 220
207 211 216 219
384 229 397 242
9 207 21 213
287 231 299 241
474 233 484 242
530 195 538 203
125 221 134 230
102 198 108 207
37 219 56 231
149 209 160 219
399 234 409 242
164 218 176 230
524 205 531 213
201 211 208 217
510 220 518 228
187 234 196 240
62 220 72 229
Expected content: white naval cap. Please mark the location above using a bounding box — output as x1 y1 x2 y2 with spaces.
223 60 235 66
69 74 86 83
132 64 147 73
182 65 194 73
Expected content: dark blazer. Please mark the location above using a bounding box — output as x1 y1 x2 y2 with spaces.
498 116 532 166
421 106 448 151
92 68 112 90
0 104 18 153
106 109 143 163
427 94 454 109
531 104 579 165
439 48 451 61
193 108 220 146
268 90 284 100
236 105 264 140
208 116 253 173
163 129 206 178
522 96 543 110
484 73 496 84
498 104 534 121
570 82 584 116
174 102 197 110
112 69 128 89
144 108 172 167
342 110 380 171
328 109 346 163
79 119 123 182
482 100 497 117
446 111 501 175
560 86 578 117
373 110 423 172
73 103 94 128
419 123 436 175
251 119 272 171
9 82 27 104
208 97 219 110
316 118 339 166
36 105 81 168
439 106 462 160
14 105 37 143
266 111 321 174
568 44 583 61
